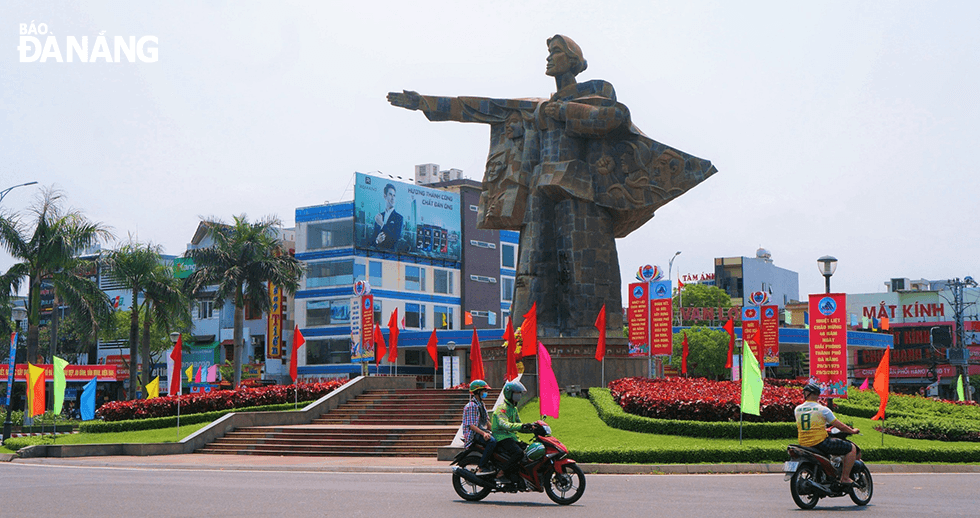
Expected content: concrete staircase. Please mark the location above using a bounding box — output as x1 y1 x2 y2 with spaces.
197 388 499 457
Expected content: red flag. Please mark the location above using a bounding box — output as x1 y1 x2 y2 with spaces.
505 317 518 381
677 279 685 290
881 315 890 331
464 311 473 326
427 328 438 367
871 347 891 420
520 302 538 357
594 304 607 362
723 318 735 369
375 324 387 369
470 328 485 381
681 332 689 375
386 314 398 364
169 334 183 396
387 308 399 360
291 325 305 383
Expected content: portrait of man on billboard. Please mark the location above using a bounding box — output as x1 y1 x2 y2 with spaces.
372 183 403 250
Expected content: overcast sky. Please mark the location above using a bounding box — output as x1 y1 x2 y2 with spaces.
2 1 978 302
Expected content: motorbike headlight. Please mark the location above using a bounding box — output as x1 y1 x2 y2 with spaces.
542 424 552 435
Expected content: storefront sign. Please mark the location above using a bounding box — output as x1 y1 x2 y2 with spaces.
809 293 848 398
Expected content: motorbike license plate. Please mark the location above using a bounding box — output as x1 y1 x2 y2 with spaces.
783 461 799 481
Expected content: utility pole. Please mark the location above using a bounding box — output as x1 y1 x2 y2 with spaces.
947 277 977 399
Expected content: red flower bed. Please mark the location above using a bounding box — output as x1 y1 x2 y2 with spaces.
96 380 348 421
764 377 810 388
608 377 803 423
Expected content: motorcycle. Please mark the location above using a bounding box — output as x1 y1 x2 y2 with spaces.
451 420 586 505
785 429 873 509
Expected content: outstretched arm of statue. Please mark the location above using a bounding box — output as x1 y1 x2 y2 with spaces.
388 91 536 124
387 90 422 111
544 100 630 137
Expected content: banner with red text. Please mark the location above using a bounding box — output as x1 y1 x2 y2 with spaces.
627 282 650 357
761 304 779 366
0 364 117 382
267 282 283 359
350 294 375 363
649 280 673 355
809 293 848 398
741 306 763 367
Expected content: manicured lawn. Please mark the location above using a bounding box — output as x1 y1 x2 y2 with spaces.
1 422 210 453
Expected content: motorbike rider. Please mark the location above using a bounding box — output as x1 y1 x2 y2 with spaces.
492 380 534 483
462 380 497 476
794 382 861 485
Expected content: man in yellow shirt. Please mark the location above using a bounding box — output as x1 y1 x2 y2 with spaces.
794 382 861 484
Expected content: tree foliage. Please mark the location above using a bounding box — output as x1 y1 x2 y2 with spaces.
669 326 731 379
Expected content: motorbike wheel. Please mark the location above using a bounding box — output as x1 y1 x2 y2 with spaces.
544 463 586 505
452 455 493 502
849 466 874 506
790 464 820 510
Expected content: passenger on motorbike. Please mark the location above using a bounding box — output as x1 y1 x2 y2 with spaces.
492 380 533 483
462 380 497 476
794 382 861 484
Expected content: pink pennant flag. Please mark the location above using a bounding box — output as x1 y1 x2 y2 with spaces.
859 377 869 390
195 365 203 383
207 364 217 382
537 341 560 418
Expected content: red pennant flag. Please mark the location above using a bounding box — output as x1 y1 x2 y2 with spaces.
387 308 399 361
594 304 607 362
723 318 735 369
427 328 438 367
681 332 689 375
386 316 398 364
375 324 386 369
291 325 305 383
881 315 890 331
470 328 485 381
169 334 183 396
871 347 891 420
505 317 518 381
677 279 685 290
464 311 473 326
520 302 538 357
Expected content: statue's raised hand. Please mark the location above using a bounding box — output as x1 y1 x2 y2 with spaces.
387 90 421 110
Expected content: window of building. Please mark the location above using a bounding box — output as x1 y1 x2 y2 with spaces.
307 259 353 288
405 350 424 366
469 205 478 212
434 306 453 330
434 269 453 294
501 277 515 302
306 337 351 364
405 265 426 291
197 300 214 320
369 261 383 288
305 219 353 250
469 240 496 249
373 299 382 326
501 243 516 269
244 298 262 320
405 303 426 329
470 275 497 284
306 299 350 327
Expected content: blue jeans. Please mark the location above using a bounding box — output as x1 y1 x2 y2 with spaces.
473 434 497 469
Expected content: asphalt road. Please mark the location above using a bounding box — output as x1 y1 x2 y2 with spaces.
1 464 977 517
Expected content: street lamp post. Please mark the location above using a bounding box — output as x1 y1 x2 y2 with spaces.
0 181 39 205
669 251 681 325
446 341 457 389
817 255 838 294
3 306 28 442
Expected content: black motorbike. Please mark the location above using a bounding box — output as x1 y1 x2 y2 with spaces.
785 429 873 509
450 420 585 505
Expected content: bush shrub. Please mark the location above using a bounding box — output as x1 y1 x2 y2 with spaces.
96 380 346 421
590 388 797 439
876 416 980 442
609 377 802 423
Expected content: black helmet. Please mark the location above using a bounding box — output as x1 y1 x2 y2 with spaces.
802 382 822 397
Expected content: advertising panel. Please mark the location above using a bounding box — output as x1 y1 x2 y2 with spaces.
267 282 283 359
809 293 848 398
353 173 461 261
741 306 763 367
349 295 375 363
649 280 673 355
761 304 779 366
627 282 650 357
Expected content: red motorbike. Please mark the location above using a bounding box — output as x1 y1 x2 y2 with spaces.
451 420 586 505
785 429 873 509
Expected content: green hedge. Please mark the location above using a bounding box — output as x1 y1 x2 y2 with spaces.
77 401 317 434
588 388 797 440
843 388 980 419
878 416 980 442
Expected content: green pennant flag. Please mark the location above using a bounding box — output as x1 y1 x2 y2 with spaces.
741 342 763 416
957 374 965 402
53 356 69 415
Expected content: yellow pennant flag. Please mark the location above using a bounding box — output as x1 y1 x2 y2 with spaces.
146 376 160 399
185 364 194 383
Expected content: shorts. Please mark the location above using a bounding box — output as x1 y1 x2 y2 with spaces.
814 437 853 456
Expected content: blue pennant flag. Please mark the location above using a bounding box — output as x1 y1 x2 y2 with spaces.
80 377 97 421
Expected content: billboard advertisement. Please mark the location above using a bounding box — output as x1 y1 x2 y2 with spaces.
649 280 673 355
761 304 779 366
627 282 650 357
353 173 461 261
809 293 848 398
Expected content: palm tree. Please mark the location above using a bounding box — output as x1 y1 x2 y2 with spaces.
0 188 114 364
185 215 302 388
101 241 191 398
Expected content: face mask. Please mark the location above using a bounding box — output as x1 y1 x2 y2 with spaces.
480 391 488 399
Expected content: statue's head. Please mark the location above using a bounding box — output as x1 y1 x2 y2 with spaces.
546 35 587 77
